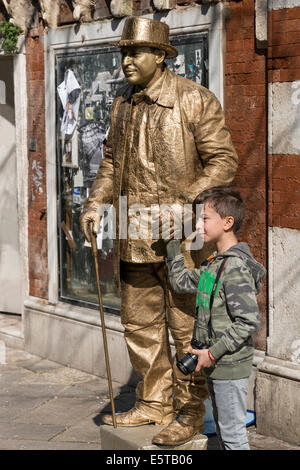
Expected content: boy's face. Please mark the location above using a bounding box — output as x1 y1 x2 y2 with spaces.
195 203 234 243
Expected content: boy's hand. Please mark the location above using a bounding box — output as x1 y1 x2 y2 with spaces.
188 347 215 372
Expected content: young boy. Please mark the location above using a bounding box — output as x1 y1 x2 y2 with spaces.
165 186 266 450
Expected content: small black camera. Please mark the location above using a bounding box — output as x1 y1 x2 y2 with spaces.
176 338 209 376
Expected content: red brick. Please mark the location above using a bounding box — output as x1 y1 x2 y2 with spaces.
243 84 266 96
29 285 48 299
226 26 254 41
279 68 300 82
268 70 280 82
271 8 289 22
272 30 300 46
226 38 256 52
226 72 265 86
270 154 285 165
271 215 281 226
279 216 300 230
240 14 254 28
230 116 266 134
225 50 258 64
286 6 300 20
238 163 266 176
226 61 266 75
272 19 300 34
236 143 266 162
276 191 300 204
286 155 300 167
271 6 300 21
244 95 266 108
272 43 300 58
273 166 300 180
228 0 254 18
272 178 299 191
225 84 246 97
232 175 265 190
271 56 300 69
271 7 300 22
272 191 281 203
31 71 45 81
272 202 300 217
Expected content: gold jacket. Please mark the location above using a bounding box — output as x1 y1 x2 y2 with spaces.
82 67 238 291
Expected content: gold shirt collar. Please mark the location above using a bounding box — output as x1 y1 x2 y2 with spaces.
122 67 176 108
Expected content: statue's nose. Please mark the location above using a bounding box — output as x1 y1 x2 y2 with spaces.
122 55 133 66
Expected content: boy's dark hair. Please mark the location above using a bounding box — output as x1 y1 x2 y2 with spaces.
193 186 245 234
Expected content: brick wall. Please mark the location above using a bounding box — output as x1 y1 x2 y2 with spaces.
268 6 300 83
27 23 48 299
225 0 267 350
268 6 300 232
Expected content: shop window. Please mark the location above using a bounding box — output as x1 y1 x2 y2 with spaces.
56 33 208 311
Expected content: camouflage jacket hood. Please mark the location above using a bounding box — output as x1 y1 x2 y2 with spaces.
212 242 266 294
166 240 267 380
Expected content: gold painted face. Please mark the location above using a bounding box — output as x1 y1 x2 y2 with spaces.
121 46 165 89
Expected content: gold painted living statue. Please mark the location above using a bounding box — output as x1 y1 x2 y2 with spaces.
80 17 238 446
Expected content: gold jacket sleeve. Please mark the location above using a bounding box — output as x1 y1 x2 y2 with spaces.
179 90 239 205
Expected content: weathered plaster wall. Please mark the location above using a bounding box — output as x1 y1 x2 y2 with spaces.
0 56 22 314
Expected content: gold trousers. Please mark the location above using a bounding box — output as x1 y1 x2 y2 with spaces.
120 260 208 426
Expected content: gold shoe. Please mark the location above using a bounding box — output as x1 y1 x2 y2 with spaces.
152 419 202 446
102 406 173 427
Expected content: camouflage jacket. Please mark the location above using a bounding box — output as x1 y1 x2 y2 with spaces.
166 240 266 379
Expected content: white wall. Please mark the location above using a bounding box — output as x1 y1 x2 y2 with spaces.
268 227 300 363
0 56 22 314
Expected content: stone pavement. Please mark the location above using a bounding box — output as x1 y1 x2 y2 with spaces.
0 343 299 451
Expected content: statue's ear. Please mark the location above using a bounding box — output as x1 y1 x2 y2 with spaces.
155 49 166 65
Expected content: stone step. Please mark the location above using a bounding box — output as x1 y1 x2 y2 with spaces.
0 314 24 350
0 330 24 351
100 424 208 450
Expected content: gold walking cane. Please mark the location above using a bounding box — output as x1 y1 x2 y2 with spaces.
89 222 117 428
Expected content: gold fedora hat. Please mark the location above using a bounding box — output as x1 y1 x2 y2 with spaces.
114 17 178 59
